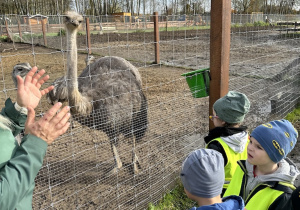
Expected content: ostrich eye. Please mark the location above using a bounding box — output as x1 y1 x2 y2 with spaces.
17 68 23 71
78 20 82 24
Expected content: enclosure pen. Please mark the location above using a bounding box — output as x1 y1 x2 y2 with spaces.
0 1 300 209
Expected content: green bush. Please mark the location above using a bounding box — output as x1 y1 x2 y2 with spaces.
253 21 268 27
0 35 8 42
285 105 300 123
12 35 21 42
231 23 241 28
243 22 254 27
22 33 43 39
58 29 66 36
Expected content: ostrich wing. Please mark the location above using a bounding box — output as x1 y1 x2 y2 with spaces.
46 76 68 104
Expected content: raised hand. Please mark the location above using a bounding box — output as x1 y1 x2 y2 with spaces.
16 66 54 109
25 102 71 145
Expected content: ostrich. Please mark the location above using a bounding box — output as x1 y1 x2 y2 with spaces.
52 11 148 174
12 63 32 88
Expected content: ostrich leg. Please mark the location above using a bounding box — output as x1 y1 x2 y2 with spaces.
132 136 141 174
108 139 123 175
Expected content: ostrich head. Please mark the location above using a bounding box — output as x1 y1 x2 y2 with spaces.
12 63 32 88
64 11 83 32
85 55 96 66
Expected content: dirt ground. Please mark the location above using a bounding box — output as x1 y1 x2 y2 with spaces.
0 27 299 209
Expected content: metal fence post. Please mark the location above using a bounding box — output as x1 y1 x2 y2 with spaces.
153 12 160 64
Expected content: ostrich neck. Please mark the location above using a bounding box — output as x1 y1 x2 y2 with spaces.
67 29 78 91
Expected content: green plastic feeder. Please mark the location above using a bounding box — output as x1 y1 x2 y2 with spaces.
181 68 210 98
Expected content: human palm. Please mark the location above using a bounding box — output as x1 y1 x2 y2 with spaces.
16 67 54 109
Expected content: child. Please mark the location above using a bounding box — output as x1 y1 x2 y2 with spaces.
205 91 250 193
224 119 299 210
181 148 245 209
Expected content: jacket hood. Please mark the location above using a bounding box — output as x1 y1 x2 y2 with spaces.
244 158 299 198
221 131 248 153
246 157 299 184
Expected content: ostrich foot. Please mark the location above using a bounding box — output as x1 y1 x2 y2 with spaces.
107 144 123 176
107 160 123 176
107 166 120 176
133 154 142 174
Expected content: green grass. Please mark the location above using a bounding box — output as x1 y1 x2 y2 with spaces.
147 179 195 210
285 104 300 123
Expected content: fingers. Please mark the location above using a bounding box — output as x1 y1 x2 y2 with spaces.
24 66 38 84
25 66 51 89
29 68 45 86
16 75 24 91
52 106 71 127
41 102 63 124
35 73 48 89
57 122 70 136
40 85 55 96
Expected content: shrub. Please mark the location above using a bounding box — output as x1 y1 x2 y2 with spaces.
232 23 241 28
253 21 268 27
58 29 66 36
0 35 8 42
243 22 254 27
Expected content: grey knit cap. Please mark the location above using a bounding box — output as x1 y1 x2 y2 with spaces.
180 149 224 198
213 91 250 123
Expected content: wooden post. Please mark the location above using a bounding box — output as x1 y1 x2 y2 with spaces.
165 6 168 31
18 19 22 40
5 20 11 42
41 19 47 46
209 0 231 129
153 12 160 64
86 17 92 55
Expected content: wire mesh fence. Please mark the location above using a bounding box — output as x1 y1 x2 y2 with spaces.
0 12 299 209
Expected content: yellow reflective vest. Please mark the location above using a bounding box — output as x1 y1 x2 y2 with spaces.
224 160 295 210
206 137 248 189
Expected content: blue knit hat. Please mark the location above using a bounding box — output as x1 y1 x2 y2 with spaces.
180 149 224 198
213 91 250 124
251 120 298 163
